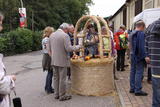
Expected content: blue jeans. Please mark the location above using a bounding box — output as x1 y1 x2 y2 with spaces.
130 54 144 93
152 76 160 107
45 70 53 92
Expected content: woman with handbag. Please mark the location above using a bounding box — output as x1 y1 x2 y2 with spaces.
42 27 54 94
0 12 16 107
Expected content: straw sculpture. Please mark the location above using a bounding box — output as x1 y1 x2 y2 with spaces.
71 15 115 96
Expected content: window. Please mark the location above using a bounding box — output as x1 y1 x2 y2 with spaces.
123 7 127 26
135 0 143 16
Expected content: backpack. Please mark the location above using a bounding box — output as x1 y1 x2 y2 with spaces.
119 33 128 49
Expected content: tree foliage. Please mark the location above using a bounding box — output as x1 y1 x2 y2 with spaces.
0 0 93 31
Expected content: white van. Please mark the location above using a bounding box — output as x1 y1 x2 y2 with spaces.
133 8 160 27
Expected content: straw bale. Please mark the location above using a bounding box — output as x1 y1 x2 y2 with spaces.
71 58 115 96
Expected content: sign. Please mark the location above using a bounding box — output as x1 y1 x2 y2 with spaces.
19 8 26 18
19 8 27 27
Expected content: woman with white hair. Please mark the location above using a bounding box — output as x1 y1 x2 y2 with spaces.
0 12 16 107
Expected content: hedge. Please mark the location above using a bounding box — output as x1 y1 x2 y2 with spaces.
0 28 42 55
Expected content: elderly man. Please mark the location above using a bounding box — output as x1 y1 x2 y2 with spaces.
48 23 81 101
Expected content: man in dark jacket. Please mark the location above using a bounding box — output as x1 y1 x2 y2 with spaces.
129 21 148 96
145 18 160 107
67 24 75 80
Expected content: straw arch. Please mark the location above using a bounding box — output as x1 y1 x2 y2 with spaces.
96 16 112 57
73 15 112 58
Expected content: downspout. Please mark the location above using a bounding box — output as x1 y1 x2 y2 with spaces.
153 0 155 8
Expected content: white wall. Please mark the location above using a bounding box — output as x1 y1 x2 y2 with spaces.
155 0 160 7
143 0 154 9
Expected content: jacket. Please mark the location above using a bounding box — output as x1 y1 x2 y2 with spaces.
114 31 128 50
48 29 80 67
145 19 160 76
0 54 15 107
131 31 146 64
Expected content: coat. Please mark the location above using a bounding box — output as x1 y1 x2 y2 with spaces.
0 54 15 107
114 31 128 50
48 29 80 67
131 31 146 64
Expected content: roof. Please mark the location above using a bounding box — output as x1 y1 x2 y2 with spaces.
109 0 135 21
109 4 126 21
126 0 133 3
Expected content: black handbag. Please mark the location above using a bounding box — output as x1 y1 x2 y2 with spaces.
12 90 22 107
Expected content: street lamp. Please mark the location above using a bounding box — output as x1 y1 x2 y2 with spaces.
20 0 24 8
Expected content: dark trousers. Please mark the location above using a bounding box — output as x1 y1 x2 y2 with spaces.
148 67 152 81
117 49 126 70
152 77 160 107
45 69 53 92
67 67 71 79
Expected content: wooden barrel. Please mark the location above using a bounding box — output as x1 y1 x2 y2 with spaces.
71 58 115 96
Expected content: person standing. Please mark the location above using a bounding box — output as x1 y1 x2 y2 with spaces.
67 24 75 80
129 21 148 96
147 67 152 84
42 26 54 94
114 25 128 71
0 12 16 107
145 18 160 107
48 23 81 101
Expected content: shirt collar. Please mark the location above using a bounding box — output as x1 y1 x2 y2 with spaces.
58 29 65 33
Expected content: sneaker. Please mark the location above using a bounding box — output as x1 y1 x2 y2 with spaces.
135 91 148 96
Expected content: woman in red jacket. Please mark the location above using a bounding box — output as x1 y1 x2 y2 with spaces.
114 25 128 71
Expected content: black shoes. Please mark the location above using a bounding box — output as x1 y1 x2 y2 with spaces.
121 69 125 71
147 80 152 84
129 90 134 93
129 90 148 96
55 96 59 99
135 91 148 96
117 68 125 72
45 89 54 94
59 95 72 101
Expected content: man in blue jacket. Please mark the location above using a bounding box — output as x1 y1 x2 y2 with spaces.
129 20 148 96
145 18 160 107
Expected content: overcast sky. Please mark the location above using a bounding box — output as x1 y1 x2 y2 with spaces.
89 0 126 17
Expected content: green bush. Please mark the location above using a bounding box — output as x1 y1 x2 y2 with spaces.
32 31 42 51
0 28 42 55
0 37 7 53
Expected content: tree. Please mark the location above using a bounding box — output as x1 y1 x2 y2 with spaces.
0 0 20 32
0 0 93 31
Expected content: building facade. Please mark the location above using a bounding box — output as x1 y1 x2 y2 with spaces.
109 0 160 32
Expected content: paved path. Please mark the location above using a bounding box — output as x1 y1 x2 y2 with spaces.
4 51 120 107
115 67 152 107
